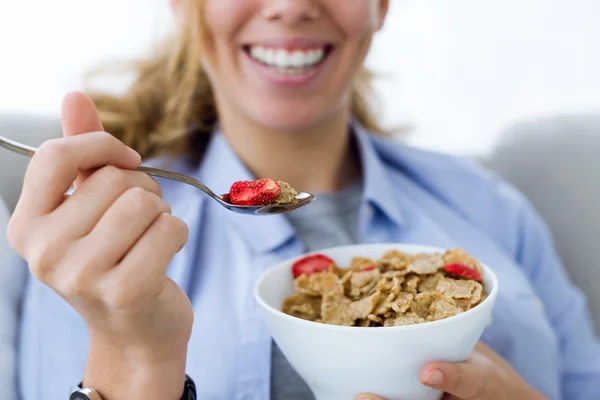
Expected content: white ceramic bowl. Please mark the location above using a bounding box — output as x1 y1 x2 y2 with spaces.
254 243 499 400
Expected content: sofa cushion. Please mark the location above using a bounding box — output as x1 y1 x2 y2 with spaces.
487 113 600 333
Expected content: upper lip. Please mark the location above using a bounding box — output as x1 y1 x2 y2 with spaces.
243 38 334 50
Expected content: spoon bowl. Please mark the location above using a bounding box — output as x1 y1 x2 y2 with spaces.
217 191 315 215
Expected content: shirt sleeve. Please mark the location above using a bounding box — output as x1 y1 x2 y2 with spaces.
510 189 600 399
0 199 28 400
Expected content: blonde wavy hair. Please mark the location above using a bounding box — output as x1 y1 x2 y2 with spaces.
89 0 386 159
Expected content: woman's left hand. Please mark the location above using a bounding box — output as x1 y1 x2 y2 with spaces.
355 342 547 400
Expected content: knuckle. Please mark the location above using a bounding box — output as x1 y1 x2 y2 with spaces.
445 365 463 393
38 138 69 160
118 188 170 220
449 364 485 400
123 187 156 211
96 131 125 153
96 165 125 187
472 379 486 398
93 130 116 144
28 241 62 282
156 214 188 240
472 364 491 396
132 171 163 198
154 213 174 232
60 269 91 298
121 187 171 217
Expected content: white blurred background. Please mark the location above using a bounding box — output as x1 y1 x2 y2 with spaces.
0 0 599 155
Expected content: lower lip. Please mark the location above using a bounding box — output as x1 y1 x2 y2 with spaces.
243 51 330 87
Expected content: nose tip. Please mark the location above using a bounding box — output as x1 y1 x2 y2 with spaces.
263 0 320 23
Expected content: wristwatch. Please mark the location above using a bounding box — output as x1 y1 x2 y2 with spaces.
70 375 196 400
69 388 102 400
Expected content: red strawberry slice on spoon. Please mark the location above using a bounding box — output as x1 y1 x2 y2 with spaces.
292 254 335 278
443 263 482 282
229 178 281 206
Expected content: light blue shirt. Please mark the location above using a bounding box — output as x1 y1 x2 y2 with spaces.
17 122 600 400
1 198 27 400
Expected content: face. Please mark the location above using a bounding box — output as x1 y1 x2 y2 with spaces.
174 0 389 132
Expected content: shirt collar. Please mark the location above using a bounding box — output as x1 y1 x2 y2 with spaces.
193 122 406 253
353 122 407 228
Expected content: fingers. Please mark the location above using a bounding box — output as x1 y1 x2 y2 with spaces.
420 357 488 399
102 213 189 308
53 167 162 239
77 188 172 271
19 131 141 217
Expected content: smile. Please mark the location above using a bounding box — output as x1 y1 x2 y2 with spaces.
243 44 334 75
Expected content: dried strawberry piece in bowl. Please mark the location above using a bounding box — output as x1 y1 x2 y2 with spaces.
292 254 335 278
443 263 482 282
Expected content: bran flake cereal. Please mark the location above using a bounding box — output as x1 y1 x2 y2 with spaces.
282 248 487 327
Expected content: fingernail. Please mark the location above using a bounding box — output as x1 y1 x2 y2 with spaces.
424 369 444 385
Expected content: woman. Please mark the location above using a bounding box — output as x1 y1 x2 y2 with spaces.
8 0 600 399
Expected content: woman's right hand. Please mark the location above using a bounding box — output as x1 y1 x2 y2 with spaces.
7 92 192 400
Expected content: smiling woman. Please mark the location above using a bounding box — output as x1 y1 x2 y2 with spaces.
7 1 600 400
91 0 386 160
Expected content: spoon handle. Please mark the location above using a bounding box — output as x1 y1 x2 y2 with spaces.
0 135 222 200
0 135 36 157
135 166 221 199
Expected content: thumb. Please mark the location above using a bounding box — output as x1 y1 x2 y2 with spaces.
60 91 107 188
420 361 485 399
61 91 104 137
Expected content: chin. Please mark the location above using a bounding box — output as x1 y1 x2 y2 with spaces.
248 101 342 133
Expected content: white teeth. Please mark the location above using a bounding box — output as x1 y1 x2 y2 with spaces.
248 46 326 70
250 46 263 59
274 50 290 68
309 50 322 64
265 49 275 65
291 51 304 68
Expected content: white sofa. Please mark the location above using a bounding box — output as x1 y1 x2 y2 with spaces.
486 114 600 333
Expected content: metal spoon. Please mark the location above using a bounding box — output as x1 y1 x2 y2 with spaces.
0 135 314 215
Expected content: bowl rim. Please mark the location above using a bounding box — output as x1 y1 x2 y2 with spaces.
253 243 499 333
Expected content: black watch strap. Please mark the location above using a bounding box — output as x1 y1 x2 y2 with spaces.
73 375 196 400
181 375 197 400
